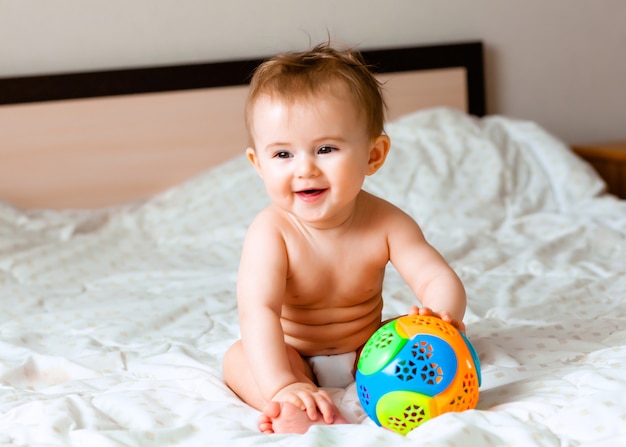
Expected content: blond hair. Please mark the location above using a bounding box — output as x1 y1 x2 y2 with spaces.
245 42 386 142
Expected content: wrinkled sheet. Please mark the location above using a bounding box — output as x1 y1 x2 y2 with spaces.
1 108 625 446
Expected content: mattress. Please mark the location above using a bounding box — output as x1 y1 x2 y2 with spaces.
1 108 625 446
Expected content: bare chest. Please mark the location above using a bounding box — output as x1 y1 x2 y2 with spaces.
284 233 389 307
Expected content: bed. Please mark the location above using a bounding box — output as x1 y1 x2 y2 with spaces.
1 41 625 446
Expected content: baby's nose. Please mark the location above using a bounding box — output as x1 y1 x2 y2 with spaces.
296 156 319 177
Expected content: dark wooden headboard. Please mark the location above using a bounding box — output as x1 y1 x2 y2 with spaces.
0 41 485 115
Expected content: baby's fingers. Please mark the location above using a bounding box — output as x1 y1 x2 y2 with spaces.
417 306 434 316
313 391 336 424
295 392 321 421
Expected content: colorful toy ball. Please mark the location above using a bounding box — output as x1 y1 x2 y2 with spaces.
356 314 481 435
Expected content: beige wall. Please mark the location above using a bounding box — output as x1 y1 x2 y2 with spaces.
1 0 624 145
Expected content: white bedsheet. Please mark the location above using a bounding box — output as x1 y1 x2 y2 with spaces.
1 108 625 446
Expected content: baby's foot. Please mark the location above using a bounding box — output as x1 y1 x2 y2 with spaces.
258 401 348 434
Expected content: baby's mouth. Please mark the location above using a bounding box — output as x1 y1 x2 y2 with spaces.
295 188 327 200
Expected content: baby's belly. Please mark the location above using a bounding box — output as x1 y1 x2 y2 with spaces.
281 298 383 356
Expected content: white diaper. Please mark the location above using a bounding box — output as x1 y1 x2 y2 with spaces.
307 351 357 388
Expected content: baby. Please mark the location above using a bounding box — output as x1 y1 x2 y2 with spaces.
223 42 466 435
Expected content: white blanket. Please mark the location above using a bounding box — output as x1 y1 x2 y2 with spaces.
1 108 625 446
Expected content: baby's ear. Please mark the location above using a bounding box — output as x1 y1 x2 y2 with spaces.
246 147 263 178
366 135 391 175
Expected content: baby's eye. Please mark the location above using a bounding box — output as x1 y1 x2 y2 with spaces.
317 146 336 154
274 151 292 159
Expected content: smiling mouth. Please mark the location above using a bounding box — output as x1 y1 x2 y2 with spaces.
295 188 327 201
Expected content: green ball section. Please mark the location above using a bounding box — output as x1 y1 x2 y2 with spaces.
357 319 407 376
377 391 433 436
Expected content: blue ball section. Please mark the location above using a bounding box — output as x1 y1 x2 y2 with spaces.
356 370 382 425
383 334 457 395
356 334 458 426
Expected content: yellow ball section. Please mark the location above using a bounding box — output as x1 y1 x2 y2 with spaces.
376 391 434 435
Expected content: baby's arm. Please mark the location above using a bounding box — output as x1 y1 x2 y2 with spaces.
387 207 466 329
237 213 336 422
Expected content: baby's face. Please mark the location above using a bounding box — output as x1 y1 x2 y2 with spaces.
247 86 375 228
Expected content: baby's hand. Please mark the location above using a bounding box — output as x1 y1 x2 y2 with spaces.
408 305 466 333
272 382 337 424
